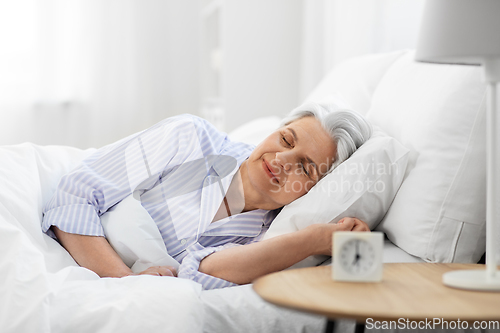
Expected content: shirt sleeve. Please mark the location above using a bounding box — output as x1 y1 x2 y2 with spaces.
177 243 240 290
177 223 271 290
42 115 219 238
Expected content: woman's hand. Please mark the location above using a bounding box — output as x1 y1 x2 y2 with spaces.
337 217 370 231
197 217 369 284
136 266 178 277
304 217 370 256
53 227 179 278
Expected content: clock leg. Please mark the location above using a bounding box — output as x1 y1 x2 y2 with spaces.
324 319 336 333
324 320 364 333
354 322 365 333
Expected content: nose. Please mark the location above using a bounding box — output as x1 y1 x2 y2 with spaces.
274 151 292 172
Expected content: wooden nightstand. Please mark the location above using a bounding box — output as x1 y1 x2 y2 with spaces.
253 263 500 333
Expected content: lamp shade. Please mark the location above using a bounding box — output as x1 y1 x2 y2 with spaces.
415 0 500 65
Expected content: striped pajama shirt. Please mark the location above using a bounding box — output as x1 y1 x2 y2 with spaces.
42 114 279 289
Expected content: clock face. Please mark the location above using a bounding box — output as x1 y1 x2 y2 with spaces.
339 238 376 275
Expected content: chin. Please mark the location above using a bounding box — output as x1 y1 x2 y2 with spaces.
247 157 304 209
262 187 301 209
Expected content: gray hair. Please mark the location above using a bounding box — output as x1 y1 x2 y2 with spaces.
281 102 372 173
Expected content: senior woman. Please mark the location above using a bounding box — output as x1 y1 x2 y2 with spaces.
42 102 372 289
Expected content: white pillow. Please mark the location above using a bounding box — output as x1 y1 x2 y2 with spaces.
101 193 180 273
366 51 487 263
228 116 282 146
304 50 407 115
263 127 409 268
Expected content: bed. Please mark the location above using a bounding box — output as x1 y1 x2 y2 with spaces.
0 49 488 333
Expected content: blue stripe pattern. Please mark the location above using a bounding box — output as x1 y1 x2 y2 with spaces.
42 114 279 290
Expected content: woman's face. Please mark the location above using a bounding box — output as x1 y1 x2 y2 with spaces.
244 116 337 209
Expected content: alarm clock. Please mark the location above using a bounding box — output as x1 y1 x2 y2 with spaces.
332 231 384 282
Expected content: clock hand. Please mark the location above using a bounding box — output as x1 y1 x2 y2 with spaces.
352 240 361 265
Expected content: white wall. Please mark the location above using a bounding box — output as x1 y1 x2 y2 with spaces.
300 0 426 100
0 0 425 148
134 0 201 126
0 0 202 149
223 0 303 131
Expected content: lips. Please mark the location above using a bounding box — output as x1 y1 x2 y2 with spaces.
263 159 279 184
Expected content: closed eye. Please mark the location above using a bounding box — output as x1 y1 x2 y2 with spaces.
302 164 309 176
281 133 292 147
299 161 312 178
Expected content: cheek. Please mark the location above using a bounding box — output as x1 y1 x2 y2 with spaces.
282 176 316 200
250 133 282 159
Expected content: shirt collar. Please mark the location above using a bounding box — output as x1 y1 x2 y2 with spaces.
198 154 241 236
202 209 278 237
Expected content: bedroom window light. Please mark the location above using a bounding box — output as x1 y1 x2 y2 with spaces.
0 0 38 105
200 1 225 131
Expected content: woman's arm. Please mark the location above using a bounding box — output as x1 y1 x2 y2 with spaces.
53 227 177 277
198 218 369 285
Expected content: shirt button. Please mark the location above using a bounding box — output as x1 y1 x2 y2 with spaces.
180 239 187 245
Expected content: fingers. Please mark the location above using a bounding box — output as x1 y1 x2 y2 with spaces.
155 266 177 277
335 218 356 231
352 218 370 232
168 266 178 277
138 265 178 277
337 218 371 232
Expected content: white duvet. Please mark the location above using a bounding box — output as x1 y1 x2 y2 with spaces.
0 143 324 333
0 143 205 333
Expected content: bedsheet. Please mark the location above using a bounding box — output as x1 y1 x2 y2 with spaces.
201 284 325 333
